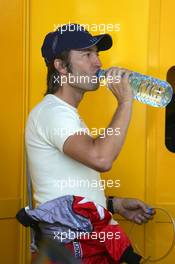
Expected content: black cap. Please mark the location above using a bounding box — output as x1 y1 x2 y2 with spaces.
41 23 113 64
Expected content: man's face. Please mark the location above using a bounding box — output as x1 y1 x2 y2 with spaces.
67 46 102 91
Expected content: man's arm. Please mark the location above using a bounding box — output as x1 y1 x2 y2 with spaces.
63 67 133 172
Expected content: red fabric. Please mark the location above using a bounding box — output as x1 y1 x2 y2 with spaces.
63 196 131 263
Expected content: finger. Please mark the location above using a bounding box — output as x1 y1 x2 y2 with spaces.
143 214 154 220
106 68 117 89
117 69 131 80
106 68 124 89
138 214 148 222
122 72 132 88
106 67 129 82
135 214 148 224
134 200 150 214
112 69 130 88
134 216 142 225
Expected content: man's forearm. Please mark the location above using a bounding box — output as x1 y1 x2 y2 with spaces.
93 101 133 165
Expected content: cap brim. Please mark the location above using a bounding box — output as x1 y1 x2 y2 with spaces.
93 34 113 51
77 33 113 52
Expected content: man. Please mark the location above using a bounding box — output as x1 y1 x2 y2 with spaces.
25 24 155 263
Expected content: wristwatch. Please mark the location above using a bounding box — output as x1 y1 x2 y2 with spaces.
107 196 114 214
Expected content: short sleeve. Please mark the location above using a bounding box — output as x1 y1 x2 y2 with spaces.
37 106 87 152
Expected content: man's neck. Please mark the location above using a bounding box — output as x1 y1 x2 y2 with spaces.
54 84 85 108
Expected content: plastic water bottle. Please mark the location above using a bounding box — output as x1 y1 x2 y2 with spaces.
96 69 173 107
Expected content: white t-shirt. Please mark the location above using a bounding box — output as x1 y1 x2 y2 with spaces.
25 94 106 208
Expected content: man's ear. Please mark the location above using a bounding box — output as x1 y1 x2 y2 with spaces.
54 59 68 75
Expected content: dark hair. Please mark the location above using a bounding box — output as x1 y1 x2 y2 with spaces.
44 50 71 95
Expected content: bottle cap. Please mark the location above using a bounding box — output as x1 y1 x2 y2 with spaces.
146 208 154 215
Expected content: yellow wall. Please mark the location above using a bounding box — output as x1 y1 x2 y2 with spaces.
0 0 25 263
1 0 175 263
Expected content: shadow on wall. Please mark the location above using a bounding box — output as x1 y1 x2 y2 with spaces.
166 66 175 153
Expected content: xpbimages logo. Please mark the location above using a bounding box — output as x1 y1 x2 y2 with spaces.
53 72 121 87
38 127 121 140
53 21 121 34
54 230 121 243
55 178 121 191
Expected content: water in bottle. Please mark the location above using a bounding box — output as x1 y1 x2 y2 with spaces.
96 69 173 107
